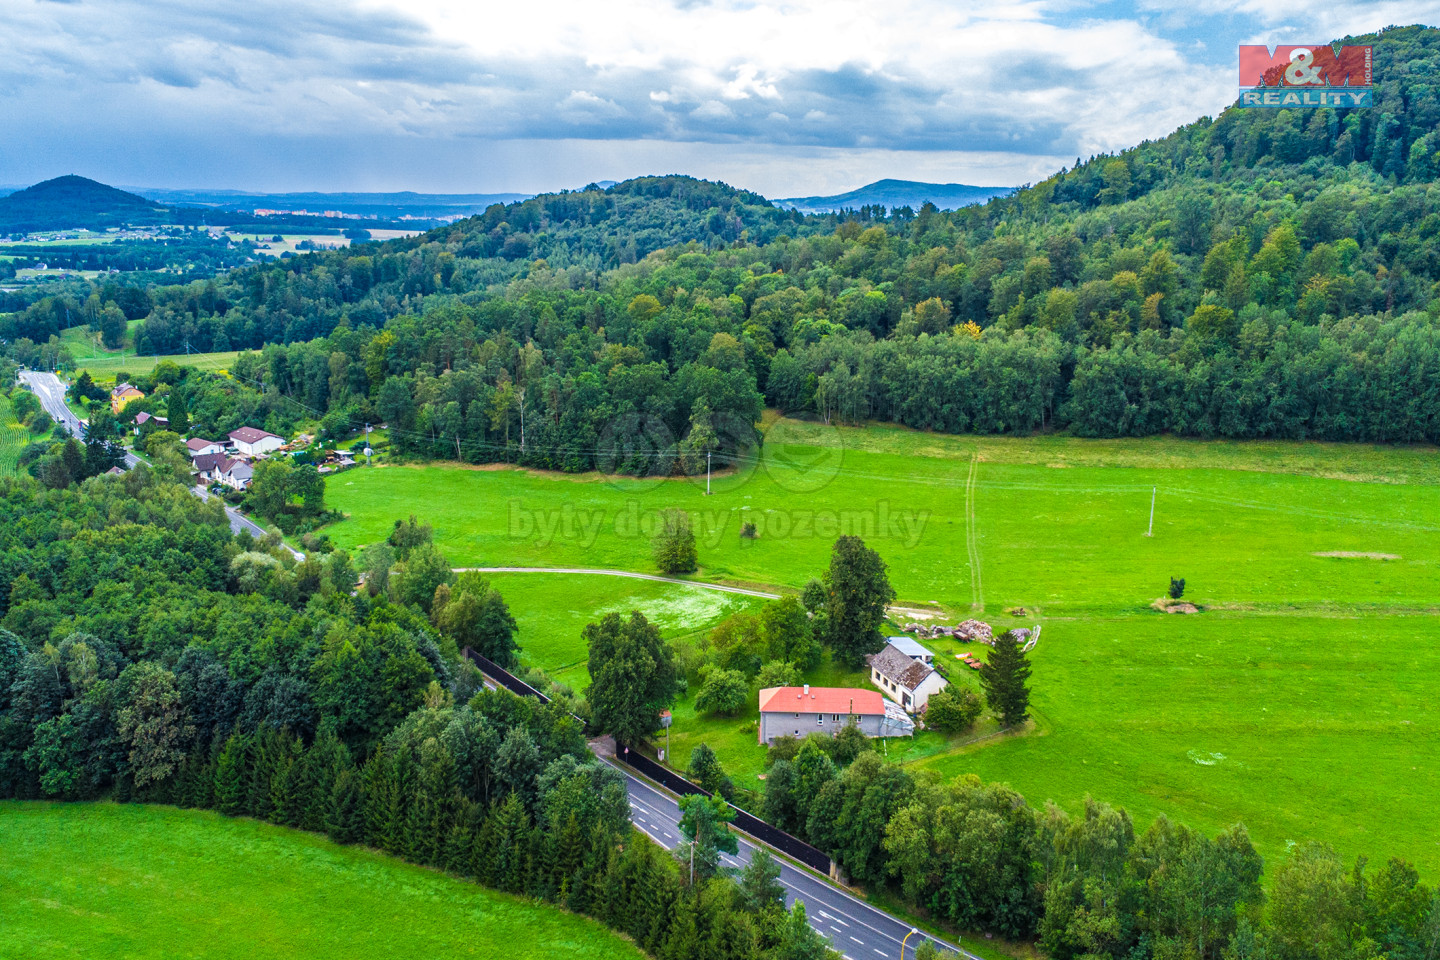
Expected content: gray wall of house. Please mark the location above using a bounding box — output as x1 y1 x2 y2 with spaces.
759 711 884 744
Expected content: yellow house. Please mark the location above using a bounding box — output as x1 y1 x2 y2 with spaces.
110 383 144 414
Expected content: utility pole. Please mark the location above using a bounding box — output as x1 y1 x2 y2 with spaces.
706 450 712 495
1146 486 1156 537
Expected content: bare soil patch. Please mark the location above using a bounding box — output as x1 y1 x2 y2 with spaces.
1313 551 1401 560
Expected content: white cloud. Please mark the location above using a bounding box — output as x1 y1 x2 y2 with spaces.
0 0 1424 194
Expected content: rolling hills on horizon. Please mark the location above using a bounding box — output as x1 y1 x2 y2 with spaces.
775 178 1015 213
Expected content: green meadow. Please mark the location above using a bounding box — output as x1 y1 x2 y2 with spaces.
59 322 240 379
0 802 645 960
323 421 1440 872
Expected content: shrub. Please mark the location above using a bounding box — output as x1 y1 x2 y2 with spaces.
652 507 698 574
925 686 984 734
694 667 747 716
755 660 800 689
1169 577 1186 600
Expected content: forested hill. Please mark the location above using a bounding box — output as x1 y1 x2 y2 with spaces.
0 176 166 232
8 25 1440 455
1023 24 1439 211
415 176 823 266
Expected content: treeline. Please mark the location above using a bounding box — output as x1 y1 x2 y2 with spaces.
750 732 1440 960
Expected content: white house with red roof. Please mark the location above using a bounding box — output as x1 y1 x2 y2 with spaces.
228 426 283 457
757 684 913 744
186 437 226 458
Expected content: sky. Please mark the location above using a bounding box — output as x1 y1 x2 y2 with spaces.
1 0 1436 199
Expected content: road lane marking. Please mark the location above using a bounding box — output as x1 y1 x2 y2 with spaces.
617 769 973 959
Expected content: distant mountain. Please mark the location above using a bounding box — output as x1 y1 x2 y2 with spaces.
775 179 1014 213
0 175 169 231
135 188 532 221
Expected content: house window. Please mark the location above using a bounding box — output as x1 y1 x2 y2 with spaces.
817 716 824 725
794 713 800 719
832 714 839 722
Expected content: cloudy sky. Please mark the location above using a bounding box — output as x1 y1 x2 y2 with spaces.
1 0 1435 198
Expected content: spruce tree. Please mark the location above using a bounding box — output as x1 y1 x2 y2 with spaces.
167 388 190 434
213 731 249 816
246 726 278 820
980 631 1033 728
325 767 362 844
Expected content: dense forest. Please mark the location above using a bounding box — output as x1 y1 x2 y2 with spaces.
7 28 1440 460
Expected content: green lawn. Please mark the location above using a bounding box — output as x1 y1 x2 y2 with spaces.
0 393 30 476
0 802 645 960
326 427 1440 615
487 572 766 689
60 323 241 378
322 421 1440 872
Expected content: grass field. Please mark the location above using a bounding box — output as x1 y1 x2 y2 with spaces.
488 572 766 689
323 421 1440 873
0 802 645 960
59 323 241 378
0 393 30 476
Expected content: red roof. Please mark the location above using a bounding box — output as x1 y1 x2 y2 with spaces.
758 686 885 716
229 427 279 444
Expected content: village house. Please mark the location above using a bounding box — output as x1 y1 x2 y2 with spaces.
191 452 230 484
216 458 253 491
186 437 226 458
110 383 144 414
757 685 914 744
228 427 284 457
133 411 169 435
868 642 948 714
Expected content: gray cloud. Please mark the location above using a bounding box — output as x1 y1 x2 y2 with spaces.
0 0 1420 193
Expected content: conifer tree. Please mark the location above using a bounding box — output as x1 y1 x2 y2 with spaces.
980 631 1033 728
325 767 362 844
773 901 835 960
213 731 249 816
246 725 279 820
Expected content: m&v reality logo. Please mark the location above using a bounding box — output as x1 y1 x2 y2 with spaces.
1237 44 1373 108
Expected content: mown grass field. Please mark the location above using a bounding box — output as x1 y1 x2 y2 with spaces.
0 393 30 476
323 421 1440 872
487 572 766 690
0 802 645 960
59 322 240 378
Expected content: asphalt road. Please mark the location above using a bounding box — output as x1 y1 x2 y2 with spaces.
616 762 973 960
18 369 301 557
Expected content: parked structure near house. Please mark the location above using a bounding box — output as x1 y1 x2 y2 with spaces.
757 685 915 743
186 437 226 458
110 383 144 414
868 642 948 714
229 426 284 457
885 636 935 664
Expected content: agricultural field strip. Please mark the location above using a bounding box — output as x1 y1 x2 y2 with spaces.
456 566 781 598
